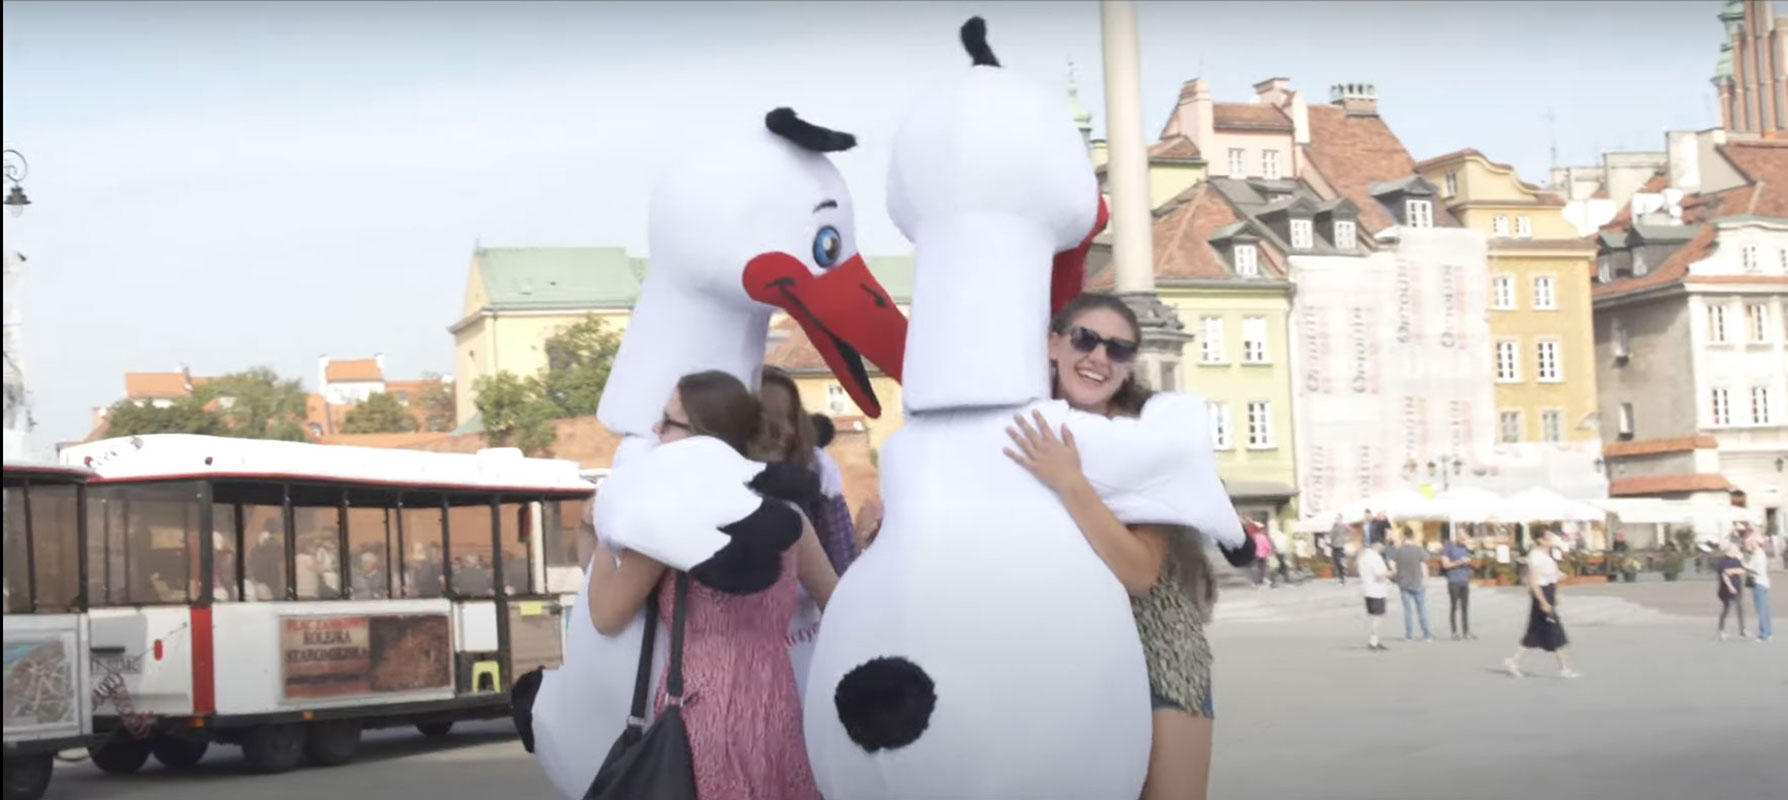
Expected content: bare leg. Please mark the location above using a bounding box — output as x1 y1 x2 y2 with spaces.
1554 647 1573 672
1141 709 1213 800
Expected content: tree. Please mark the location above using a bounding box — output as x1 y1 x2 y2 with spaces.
197 367 311 442
101 397 219 438
415 372 457 433
341 392 419 434
539 316 622 418
473 371 560 455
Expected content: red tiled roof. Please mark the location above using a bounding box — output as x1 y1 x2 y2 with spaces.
1593 223 1715 299
124 371 193 399
1150 135 1201 160
1715 141 1788 214
1302 105 1421 233
1089 183 1285 289
1602 435 1718 458
764 317 828 373
1212 103 1293 131
324 358 383 383
1608 473 1734 497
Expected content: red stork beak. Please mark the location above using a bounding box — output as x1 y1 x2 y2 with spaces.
1050 194 1110 317
743 253 908 418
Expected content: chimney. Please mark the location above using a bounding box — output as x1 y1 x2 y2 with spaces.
1330 83 1379 117
1162 78 1216 156
1252 76 1292 105
1285 88 1310 147
318 355 330 392
374 352 386 375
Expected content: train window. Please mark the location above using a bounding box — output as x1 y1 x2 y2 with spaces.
208 503 240 602
293 504 343 600
3 487 26 612
543 500 585 569
87 482 201 605
87 487 124 605
498 502 530 596
400 504 445 598
240 504 288 601
447 502 494 597
346 506 391 599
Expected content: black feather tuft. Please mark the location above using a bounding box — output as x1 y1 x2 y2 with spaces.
765 108 857 153
960 17 999 67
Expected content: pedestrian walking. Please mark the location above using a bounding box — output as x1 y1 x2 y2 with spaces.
1357 540 1391 651
1388 528 1434 642
1327 514 1348 585
1248 520 1274 589
1504 530 1579 678
1270 525 1292 585
1716 542 1750 640
1439 525 1475 640
1743 534 1772 643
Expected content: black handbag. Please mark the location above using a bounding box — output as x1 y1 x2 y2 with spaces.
585 572 698 800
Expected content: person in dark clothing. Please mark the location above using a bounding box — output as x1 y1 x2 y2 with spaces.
1327 514 1349 585
1439 525 1475 640
1716 543 1749 639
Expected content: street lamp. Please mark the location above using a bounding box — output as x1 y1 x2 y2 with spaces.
1426 456 1463 492
3 149 29 218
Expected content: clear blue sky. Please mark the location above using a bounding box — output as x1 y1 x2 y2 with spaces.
1 0 1732 451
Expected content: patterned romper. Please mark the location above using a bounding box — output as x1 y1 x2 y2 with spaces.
1130 551 1215 718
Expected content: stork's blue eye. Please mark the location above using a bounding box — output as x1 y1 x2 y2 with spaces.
812 226 843 269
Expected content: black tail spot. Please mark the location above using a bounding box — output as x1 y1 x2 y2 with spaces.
834 657 937 753
509 667 544 753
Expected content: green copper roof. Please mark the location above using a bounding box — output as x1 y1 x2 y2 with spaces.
472 247 913 312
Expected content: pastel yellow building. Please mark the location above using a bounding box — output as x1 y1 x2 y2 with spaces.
1416 150 1601 446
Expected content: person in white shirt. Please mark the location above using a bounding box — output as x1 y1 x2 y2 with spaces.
1356 540 1392 651
1744 534 1772 643
1504 529 1580 678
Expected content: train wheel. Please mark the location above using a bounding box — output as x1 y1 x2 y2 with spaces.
3 754 54 800
304 720 362 767
241 723 305 774
150 734 210 770
415 721 454 737
88 734 151 774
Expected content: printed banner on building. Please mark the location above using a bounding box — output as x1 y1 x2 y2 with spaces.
3 634 79 734
280 613 452 700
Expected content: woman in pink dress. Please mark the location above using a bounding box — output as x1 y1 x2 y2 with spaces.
587 371 837 800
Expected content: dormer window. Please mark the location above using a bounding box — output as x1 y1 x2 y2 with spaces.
1597 253 1613 283
1443 170 1458 198
1633 249 1648 277
1334 219 1357 249
1234 244 1260 277
1289 219 1313 249
1405 199 1433 228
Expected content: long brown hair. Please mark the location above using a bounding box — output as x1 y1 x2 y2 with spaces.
674 371 763 457
758 366 816 466
1048 293 1153 418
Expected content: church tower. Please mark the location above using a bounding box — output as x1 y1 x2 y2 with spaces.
1714 0 1787 138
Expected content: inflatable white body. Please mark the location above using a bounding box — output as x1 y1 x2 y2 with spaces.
526 110 906 800
802 21 1242 799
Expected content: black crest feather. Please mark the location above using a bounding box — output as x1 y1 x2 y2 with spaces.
765 108 857 153
960 17 999 67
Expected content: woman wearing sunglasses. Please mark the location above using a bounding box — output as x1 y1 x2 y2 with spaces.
1004 292 1221 800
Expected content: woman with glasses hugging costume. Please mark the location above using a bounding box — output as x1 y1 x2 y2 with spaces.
1004 293 1242 800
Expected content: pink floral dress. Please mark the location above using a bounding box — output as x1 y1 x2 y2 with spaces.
653 549 820 800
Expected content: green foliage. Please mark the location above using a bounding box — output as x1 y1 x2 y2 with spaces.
102 397 219 437
415 373 457 433
197 367 310 441
341 392 419 435
470 316 621 456
473 371 560 455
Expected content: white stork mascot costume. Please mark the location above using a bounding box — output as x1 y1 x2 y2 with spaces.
515 108 908 800
802 20 1245 799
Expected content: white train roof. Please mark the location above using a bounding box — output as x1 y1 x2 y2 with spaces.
61 434 593 496
3 460 96 482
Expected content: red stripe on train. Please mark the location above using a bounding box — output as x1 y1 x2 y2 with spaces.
191 605 215 716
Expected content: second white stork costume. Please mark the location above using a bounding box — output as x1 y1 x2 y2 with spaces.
801 20 1244 799
518 109 908 800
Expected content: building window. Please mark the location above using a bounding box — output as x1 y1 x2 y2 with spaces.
1228 148 1246 176
1208 402 1232 450
1612 317 1630 359
1246 401 1274 448
1491 275 1515 310
1708 304 1729 344
1748 303 1771 342
1499 410 1521 444
825 383 848 415
1711 387 1732 426
1597 253 1613 283
1492 215 1510 237
1532 275 1556 310
1516 215 1532 238
1158 360 1179 392
1633 249 1649 276
1779 247 1787 274
1233 244 1259 277
1443 170 1458 198
1405 199 1433 228
1617 402 1634 437
1262 150 1280 180
1536 340 1561 382
1495 340 1520 382
1541 410 1563 443
1752 386 1774 425
1200 317 1226 363
1334 219 1357 249
1742 243 1760 273
1242 316 1269 363
1289 218 1313 249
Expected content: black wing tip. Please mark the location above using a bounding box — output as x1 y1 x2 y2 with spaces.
960 16 999 67
765 108 857 153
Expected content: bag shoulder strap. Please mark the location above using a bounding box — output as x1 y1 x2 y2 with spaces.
624 587 660 729
666 572 690 702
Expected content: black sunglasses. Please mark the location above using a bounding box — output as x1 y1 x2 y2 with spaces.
1066 325 1139 363
658 416 693 434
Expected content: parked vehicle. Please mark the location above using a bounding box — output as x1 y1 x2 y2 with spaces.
60 434 592 776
